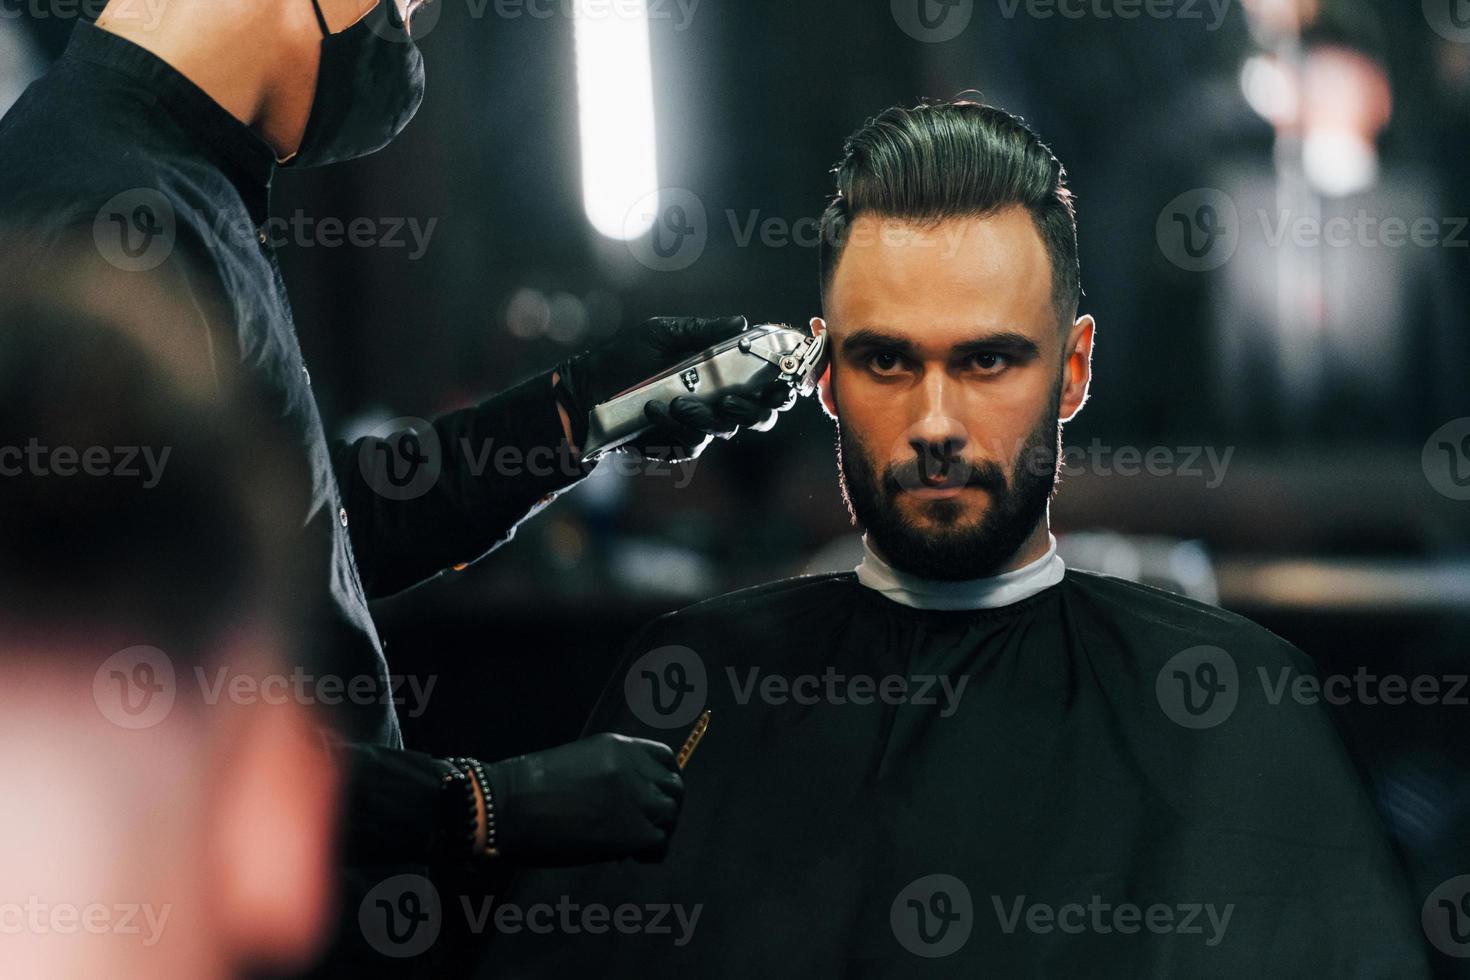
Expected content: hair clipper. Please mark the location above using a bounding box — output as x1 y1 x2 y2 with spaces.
580 323 827 462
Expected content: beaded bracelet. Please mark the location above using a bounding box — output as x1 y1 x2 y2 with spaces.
452 757 500 860
440 759 478 860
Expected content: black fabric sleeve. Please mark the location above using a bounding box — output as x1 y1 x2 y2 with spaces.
330 369 595 599
331 740 462 866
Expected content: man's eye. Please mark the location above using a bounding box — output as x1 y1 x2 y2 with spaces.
966 352 1009 373
867 351 906 375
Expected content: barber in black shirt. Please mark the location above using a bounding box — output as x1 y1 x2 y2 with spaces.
0 0 792 894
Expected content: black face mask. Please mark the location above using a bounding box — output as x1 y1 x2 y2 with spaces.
288 0 426 169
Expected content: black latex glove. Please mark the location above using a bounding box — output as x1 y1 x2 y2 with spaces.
556 315 799 461
482 733 684 866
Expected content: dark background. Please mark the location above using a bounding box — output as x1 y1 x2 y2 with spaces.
6 0 1470 972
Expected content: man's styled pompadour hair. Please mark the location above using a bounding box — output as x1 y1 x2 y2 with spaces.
818 99 1081 329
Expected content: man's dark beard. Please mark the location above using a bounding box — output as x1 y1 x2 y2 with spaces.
836 390 1062 581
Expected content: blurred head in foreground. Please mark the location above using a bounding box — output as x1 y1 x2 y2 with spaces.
814 99 1093 580
0 257 337 980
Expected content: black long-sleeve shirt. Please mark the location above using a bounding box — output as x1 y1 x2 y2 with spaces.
0 24 586 861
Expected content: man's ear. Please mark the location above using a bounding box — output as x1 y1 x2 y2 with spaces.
211 694 340 971
812 317 838 420
1059 314 1095 423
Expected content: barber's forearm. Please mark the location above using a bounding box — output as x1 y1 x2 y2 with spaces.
334 743 461 865
333 742 507 866
334 369 595 598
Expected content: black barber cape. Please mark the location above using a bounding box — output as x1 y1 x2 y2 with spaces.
479 570 1428 978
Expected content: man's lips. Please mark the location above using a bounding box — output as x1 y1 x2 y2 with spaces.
893 471 992 499
886 457 1000 497
916 459 977 491
917 468 965 489
902 484 982 501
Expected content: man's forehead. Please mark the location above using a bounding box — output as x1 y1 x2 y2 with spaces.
826 209 1056 349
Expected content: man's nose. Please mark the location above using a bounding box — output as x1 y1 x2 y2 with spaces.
906 372 969 458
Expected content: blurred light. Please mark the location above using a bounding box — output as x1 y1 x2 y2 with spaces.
611 540 715 598
1167 541 1220 606
1299 47 1389 198
574 0 660 241
1240 55 1296 129
546 291 590 345
1098 540 1143 582
1216 558 1470 611
1302 129 1378 198
506 288 551 339
1056 532 1220 605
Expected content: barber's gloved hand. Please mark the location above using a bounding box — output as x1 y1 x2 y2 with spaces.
555 315 798 461
483 733 684 866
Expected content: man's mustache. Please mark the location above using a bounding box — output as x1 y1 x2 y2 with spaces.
884 451 1007 494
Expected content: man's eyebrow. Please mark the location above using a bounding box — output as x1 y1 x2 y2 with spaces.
839 328 1041 359
840 329 917 355
951 332 1041 359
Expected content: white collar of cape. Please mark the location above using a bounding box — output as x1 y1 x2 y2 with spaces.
854 532 1066 611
